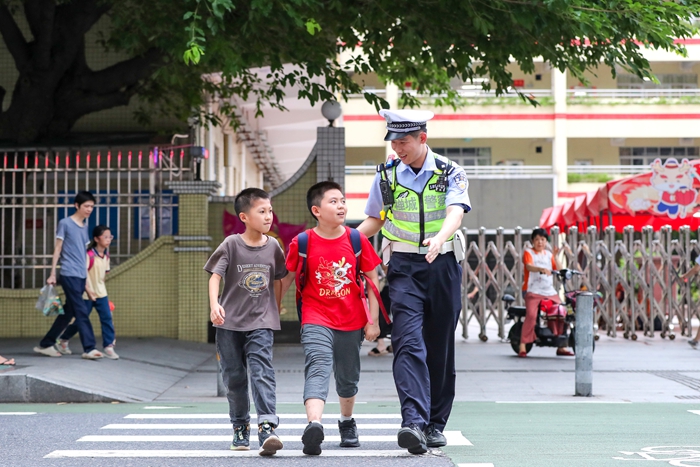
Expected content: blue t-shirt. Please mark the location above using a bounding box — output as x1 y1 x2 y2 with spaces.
56 217 90 278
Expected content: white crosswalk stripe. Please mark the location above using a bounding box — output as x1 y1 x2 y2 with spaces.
45 412 473 459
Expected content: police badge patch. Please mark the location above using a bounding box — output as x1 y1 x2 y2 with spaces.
454 172 467 191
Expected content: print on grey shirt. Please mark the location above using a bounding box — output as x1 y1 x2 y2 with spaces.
204 234 288 332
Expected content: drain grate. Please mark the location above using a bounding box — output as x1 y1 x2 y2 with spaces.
675 395 700 400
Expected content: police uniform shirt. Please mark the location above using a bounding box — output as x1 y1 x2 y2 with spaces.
364 147 472 219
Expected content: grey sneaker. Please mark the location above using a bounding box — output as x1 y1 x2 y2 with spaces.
81 349 104 360
257 421 283 456
689 339 698 349
33 346 61 357
103 346 119 360
301 421 324 455
231 424 250 451
338 419 360 447
424 423 447 447
397 424 428 454
55 340 72 355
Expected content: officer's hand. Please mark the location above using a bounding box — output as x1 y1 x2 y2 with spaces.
364 322 380 342
422 237 445 264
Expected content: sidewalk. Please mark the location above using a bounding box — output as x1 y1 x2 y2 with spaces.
1 320 699 403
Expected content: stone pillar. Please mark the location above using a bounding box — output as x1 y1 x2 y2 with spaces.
552 68 568 193
167 181 221 342
224 133 236 196
315 127 346 192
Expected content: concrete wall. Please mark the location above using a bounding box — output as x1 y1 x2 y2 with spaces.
462 177 556 230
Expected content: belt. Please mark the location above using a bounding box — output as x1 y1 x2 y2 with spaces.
389 241 454 255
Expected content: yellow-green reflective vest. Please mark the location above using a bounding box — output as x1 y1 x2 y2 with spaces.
381 155 454 247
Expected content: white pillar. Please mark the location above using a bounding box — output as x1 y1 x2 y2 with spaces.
206 103 216 182
384 82 400 158
240 144 247 189
225 133 236 196
552 68 568 193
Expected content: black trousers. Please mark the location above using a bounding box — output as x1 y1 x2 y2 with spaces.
387 251 462 432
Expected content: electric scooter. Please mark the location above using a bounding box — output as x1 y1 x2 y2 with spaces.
503 269 594 355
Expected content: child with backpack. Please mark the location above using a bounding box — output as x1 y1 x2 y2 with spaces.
57 225 118 359
204 188 287 456
280 181 382 456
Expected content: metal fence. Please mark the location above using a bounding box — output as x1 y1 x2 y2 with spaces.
461 225 700 342
0 148 192 289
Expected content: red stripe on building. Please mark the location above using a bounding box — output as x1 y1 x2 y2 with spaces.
346 193 369 199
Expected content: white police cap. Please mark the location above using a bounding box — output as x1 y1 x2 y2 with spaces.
379 109 435 141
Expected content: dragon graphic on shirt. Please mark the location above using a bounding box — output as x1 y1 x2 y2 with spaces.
315 257 353 292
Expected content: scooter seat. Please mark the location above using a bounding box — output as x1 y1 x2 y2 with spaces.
507 306 526 318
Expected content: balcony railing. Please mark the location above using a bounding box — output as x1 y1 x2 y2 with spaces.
567 88 700 99
346 165 652 177
348 88 700 100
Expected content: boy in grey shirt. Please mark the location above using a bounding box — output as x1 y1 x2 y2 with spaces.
204 188 287 456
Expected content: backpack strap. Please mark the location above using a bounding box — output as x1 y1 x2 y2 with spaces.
295 230 311 322
87 249 96 271
349 228 392 325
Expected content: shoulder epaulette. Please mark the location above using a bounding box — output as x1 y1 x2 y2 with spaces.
433 154 455 175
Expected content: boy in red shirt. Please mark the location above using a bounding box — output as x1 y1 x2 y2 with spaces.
280 181 381 456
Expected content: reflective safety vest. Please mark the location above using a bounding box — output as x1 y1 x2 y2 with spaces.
379 154 455 247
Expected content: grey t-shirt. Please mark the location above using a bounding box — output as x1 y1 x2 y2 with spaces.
204 234 288 332
56 217 90 279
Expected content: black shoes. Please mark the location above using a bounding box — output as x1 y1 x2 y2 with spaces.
231 424 250 451
397 424 428 454
257 421 283 456
338 418 360 447
302 421 324 455
424 424 447 448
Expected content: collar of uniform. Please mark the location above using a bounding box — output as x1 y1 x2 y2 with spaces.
397 146 436 177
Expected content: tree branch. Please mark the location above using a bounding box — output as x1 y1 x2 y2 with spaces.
79 48 164 94
24 0 55 69
0 4 30 71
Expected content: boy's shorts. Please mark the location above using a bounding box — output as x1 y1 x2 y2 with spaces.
300 324 363 401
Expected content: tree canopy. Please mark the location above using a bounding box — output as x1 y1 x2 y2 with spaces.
0 0 699 144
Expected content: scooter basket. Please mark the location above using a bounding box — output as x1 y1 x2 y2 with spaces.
539 300 567 336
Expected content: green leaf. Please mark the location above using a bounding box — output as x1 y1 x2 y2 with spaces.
305 18 321 35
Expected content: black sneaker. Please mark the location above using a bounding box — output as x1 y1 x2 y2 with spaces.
424 424 447 448
231 424 250 451
338 419 360 447
301 421 324 455
258 421 283 456
397 424 428 454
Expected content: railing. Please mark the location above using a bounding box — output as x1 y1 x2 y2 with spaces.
0 148 192 289
460 225 700 342
567 88 700 99
567 165 651 176
350 88 553 99
347 165 650 177
349 87 700 100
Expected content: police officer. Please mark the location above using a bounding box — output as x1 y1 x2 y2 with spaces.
358 109 471 454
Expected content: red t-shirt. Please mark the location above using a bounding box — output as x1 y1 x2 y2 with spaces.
286 227 382 331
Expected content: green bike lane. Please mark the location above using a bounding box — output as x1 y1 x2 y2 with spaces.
3 401 700 466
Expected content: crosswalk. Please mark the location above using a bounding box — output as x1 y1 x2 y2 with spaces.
45 412 472 459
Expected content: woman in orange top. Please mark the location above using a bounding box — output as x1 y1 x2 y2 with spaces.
520 228 574 358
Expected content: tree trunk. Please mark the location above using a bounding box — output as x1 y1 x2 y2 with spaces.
0 1 162 144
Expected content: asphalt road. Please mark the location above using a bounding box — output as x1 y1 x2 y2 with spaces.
3 401 700 467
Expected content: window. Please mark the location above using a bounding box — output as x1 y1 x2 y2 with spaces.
574 159 593 166
619 147 700 166
617 74 698 89
431 147 491 166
